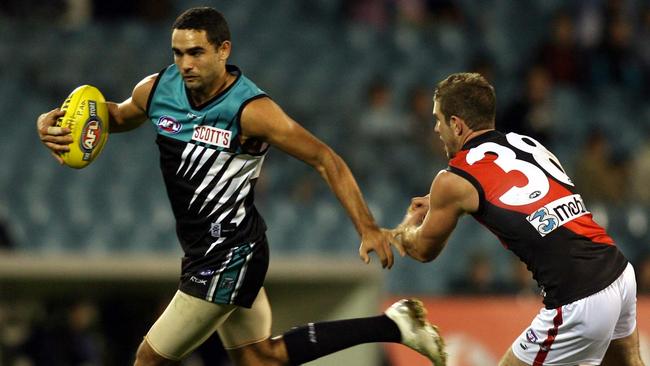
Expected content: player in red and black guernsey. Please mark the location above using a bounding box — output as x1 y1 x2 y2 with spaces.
390 73 644 365
36 7 447 366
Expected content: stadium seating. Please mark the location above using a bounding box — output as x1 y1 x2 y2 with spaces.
3 0 649 294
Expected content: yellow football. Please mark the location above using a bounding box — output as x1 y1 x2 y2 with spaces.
56 85 109 169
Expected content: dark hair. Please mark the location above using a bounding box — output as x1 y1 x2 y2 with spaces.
172 7 231 48
434 73 496 130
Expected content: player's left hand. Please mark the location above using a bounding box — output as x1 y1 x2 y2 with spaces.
359 227 400 269
36 108 72 165
405 195 429 226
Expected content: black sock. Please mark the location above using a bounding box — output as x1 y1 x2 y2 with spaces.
282 315 401 365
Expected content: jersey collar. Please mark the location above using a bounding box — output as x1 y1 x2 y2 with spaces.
462 129 504 150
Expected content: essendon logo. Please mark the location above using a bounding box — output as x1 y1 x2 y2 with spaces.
526 329 538 343
192 125 231 148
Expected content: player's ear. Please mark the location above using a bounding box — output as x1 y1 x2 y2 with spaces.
218 41 231 61
450 116 463 135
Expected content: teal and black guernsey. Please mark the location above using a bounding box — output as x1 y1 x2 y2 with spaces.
147 64 269 268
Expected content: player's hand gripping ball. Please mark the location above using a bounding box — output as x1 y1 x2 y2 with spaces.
56 85 109 168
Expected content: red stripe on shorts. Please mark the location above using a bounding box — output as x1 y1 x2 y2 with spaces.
533 307 563 366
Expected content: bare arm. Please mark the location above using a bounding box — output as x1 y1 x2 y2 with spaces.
240 97 396 268
392 170 478 262
107 74 157 133
36 74 158 163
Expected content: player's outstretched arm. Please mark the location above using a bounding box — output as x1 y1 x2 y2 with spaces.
240 97 397 268
36 74 158 164
107 73 158 133
391 170 477 262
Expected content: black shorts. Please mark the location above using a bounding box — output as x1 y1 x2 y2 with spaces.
179 236 269 308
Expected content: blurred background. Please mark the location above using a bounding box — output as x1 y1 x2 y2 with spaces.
1 0 649 365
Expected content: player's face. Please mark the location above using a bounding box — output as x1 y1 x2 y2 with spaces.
172 29 228 93
433 100 459 159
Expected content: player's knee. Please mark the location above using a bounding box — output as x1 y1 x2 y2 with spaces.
267 337 290 365
134 339 177 366
227 338 289 366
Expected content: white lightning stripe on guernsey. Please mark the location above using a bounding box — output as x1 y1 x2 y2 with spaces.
207 156 260 217
232 198 248 226
176 143 196 175
188 152 233 209
205 237 226 256
199 159 249 214
189 148 216 180
250 155 265 179
214 179 251 223
206 243 234 302
230 242 256 303
183 145 205 177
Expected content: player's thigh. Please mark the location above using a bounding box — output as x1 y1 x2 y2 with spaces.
499 348 531 366
217 288 286 365
145 290 237 361
217 287 273 349
612 263 638 340
601 327 644 366
602 264 642 365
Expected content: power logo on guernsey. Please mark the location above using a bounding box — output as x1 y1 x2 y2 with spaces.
192 125 231 148
527 194 590 237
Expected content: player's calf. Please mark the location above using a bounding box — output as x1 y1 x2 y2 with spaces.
278 298 446 365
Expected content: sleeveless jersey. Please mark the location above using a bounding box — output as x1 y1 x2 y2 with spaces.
448 130 628 308
147 64 268 268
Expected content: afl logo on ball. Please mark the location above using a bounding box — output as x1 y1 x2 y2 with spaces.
80 100 103 161
81 120 102 152
157 116 181 134
79 117 102 161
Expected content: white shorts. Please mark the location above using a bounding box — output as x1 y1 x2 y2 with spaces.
512 263 637 366
145 287 272 361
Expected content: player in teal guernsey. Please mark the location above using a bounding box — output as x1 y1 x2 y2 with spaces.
36 7 446 366
150 62 272 306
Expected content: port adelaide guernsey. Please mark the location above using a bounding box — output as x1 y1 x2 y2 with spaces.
147 64 269 286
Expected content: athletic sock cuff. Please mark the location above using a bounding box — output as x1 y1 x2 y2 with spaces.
283 315 401 365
